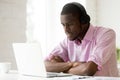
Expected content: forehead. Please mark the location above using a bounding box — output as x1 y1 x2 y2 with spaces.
61 13 79 22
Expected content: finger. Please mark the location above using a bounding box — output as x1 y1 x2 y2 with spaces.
73 62 79 67
50 55 55 60
55 56 64 61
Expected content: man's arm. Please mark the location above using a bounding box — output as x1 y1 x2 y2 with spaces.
45 55 98 75
68 61 98 76
45 56 73 73
45 61 72 73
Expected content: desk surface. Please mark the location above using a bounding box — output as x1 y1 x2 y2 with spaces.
0 70 120 80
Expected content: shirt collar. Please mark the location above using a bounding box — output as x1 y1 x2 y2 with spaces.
74 39 81 45
82 24 95 42
71 24 95 45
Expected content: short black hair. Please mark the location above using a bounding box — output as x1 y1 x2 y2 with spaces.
61 2 90 24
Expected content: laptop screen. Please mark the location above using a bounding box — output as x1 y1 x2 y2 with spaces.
12 43 47 77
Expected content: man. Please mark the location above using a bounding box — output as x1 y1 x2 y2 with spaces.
45 2 119 76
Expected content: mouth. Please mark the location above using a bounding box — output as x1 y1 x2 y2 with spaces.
66 32 72 36
65 31 71 34
66 33 73 39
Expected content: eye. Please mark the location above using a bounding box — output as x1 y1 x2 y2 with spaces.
61 23 65 27
61 23 74 28
68 23 74 26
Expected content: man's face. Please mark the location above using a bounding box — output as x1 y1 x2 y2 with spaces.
61 13 82 41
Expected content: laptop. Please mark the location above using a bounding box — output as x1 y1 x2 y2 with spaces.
12 42 72 78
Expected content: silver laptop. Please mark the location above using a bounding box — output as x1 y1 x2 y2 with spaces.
12 42 72 78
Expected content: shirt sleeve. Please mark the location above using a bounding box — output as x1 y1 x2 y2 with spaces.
45 38 69 62
88 29 116 70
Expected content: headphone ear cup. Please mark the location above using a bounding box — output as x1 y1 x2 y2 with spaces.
80 16 85 24
80 14 90 24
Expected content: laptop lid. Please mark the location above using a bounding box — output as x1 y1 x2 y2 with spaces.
12 42 47 77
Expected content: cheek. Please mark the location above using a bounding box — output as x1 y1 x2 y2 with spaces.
72 27 81 33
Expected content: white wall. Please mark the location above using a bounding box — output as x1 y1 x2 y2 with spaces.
0 0 27 69
86 0 97 25
87 0 120 48
97 0 120 48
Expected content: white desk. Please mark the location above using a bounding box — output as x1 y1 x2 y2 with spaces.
0 70 120 80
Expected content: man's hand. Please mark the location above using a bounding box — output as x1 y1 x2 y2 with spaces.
72 62 85 67
67 61 98 76
45 60 73 73
50 55 64 62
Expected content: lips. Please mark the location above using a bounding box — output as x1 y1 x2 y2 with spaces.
66 32 73 37
66 32 71 35
65 31 71 34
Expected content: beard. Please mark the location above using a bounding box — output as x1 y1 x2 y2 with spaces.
66 32 81 41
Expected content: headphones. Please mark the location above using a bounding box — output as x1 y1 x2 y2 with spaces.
62 2 90 24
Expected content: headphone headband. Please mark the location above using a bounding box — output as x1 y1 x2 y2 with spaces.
61 2 90 24
70 2 87 15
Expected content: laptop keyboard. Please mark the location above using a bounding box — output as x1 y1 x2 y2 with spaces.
47 72 72 77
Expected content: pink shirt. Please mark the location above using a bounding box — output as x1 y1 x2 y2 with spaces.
46 24 119 77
